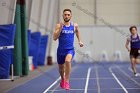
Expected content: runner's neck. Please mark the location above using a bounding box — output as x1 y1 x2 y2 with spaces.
63 21 70 27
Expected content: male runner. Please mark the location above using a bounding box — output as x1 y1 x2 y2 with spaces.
53 9 84 90
125 26 140 76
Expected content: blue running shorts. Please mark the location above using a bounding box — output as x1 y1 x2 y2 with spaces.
57 48 75 64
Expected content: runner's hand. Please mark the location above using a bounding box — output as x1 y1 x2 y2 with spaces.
127 48 130 52
79 41 84 47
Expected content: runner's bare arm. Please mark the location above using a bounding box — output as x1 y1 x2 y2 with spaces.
53 24 62 41
125 37 130 52
74 23 84 47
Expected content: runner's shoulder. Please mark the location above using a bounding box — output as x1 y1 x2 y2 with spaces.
127 35 131 41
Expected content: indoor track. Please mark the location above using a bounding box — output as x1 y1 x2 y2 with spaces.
6 62 140 93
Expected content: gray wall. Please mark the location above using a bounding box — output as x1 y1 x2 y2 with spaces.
97 0 140 25
0 0 16 25
60 0 140 25
1 0 140 62
48 0 140 63
52 26 140 62
27 0 59 35
26 0 59 64
74 25 137 62
48 0 140 62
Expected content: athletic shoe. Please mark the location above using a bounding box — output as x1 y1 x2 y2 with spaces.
60 80 65 89
65 81 70 90
134 73 140 77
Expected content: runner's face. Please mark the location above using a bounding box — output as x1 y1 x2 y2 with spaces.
131 28 137 35
63 11 72 22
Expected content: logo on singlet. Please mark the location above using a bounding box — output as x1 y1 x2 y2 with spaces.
131 39 139 42
62 30 74 34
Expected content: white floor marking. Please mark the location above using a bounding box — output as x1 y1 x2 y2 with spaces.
109 67 128 93
128 67 133 72
43 76 61 93
47 87 140 92
95 65 101 93
70 77 114 80
116 66 140 87
84 67 91 93
43 66 78 93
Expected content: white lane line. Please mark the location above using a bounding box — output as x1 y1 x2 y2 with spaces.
109 67 128 93
50 82 60 93
128 67 133 72
48 87 140 91
84 67 91 93
95 65 101 93
70 77 114 80
117 66 140 87
43 65 78 93
43 76 61 93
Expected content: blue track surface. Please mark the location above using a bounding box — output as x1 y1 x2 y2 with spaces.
6 62 140 93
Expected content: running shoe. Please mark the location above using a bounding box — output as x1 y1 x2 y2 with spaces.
134 73 140 77
65 81 70 90
60 80 65 89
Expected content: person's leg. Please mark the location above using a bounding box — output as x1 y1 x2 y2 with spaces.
135 58 140 76
57 50 66 89
64 49 75 90
58 64 65 80
130 57 137 74
136 58 140 64
65 54 72 82
58 63 66 89
57 49 65 80
64 54 72 90
136 52 140 64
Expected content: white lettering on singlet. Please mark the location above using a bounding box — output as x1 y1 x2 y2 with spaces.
131 39 139 42
62 30 74 34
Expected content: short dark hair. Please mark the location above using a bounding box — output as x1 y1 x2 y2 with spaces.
129 26 137 32
63 9 72 14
